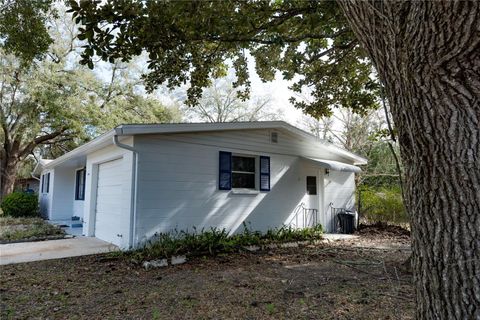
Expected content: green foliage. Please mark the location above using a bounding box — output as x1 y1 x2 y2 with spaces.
266 303 276 315
68 0 379 117
359 186 407 224
0 192 39 217
0 0 54 64
130 223 323 260
1 2 182 195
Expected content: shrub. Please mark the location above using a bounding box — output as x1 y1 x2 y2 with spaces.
0 192 39 218
132 223 323 261
359 186 407 224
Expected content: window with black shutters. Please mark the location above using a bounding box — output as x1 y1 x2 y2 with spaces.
306 176 317 195
219 151 270 191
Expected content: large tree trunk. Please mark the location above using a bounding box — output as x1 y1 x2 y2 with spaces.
0 151 19 198
338 1 480 319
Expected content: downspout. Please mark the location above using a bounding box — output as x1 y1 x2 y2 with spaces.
113 128 138 249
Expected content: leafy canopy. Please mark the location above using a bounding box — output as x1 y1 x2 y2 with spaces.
68 0 379 117
0 0 54 64
1 2 181 162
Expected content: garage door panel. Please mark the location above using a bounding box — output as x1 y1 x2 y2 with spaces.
95 158 127 247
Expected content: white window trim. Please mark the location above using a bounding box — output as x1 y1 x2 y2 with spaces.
231 189 260 195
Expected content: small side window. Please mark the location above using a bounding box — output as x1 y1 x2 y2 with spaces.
41 173 50 194
75 168 86 200
46 173 50 193
306 176 317 195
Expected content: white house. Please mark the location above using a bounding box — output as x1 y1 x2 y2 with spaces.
37 121 367 249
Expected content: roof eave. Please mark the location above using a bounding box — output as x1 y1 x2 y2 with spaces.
43 130 115 170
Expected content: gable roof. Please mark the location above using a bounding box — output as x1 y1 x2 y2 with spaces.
43 121 367 169
32 159 53 176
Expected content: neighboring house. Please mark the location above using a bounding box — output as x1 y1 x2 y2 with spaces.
14 178 40 194
38 121 367 249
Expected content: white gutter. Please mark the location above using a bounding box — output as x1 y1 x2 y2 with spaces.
302 157 362 173
113 128 138 249
30 173 40 181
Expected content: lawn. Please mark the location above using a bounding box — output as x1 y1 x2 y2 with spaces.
0 225 413 319
0 216 65 243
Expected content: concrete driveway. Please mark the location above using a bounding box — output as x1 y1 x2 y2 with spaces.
0 237 118 265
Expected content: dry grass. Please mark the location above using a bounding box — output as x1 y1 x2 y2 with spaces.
0 217 65 242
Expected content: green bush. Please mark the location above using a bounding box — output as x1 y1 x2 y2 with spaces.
0 192 39 218
359 186 407 223
132 223 323 261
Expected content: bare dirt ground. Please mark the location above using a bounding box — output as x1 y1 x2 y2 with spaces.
0 225 413 320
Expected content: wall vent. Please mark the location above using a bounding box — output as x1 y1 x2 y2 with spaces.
271 131 278 143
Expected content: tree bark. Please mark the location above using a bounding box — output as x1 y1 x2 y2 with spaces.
0 154 19 197
338 1 480 319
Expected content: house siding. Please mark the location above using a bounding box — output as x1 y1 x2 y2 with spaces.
73 200 84 219
323 171 356 232
49 166 76 220
137 129 355 164
133 129 352 245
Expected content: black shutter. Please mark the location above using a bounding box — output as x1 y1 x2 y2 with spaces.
260 156 270 191
219 151 232 190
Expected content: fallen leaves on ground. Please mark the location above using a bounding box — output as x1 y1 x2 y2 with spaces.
0 225 413 319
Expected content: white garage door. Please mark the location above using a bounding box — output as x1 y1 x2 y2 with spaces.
95 158 125 247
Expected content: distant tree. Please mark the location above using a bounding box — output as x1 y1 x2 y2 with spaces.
300 108 401 184
0 3 180 198
182 78 282 123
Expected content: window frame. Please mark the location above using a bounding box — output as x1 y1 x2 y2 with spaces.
75 168 86 201
306 176 317 195
231 154 257 190
41 172 50 194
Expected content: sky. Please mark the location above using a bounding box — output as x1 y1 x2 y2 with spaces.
149 54 309 128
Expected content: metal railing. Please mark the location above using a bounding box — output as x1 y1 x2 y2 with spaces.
290 203 319 228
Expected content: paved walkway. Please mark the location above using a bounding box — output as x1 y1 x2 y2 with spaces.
0 237 118 265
